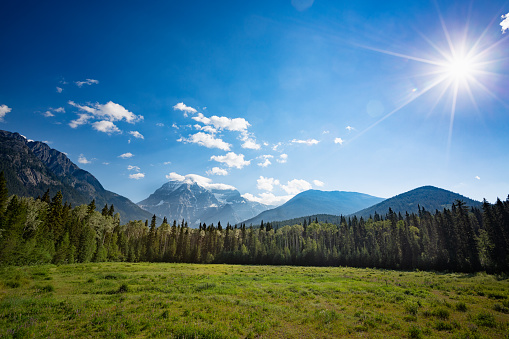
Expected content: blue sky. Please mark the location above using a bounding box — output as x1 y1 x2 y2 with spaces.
1 0 508 205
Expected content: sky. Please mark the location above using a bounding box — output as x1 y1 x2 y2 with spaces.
1 0 508 206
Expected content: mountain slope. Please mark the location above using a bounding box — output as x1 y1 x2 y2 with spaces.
350 185 481 218
0 130 152 222
242 190 384 225
137 181 269 226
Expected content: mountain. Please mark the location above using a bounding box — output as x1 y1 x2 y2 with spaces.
137 180 270 226
350 185 481 218
242 190 384 225
0 130 153 222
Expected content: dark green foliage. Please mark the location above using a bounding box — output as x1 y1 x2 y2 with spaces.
0 169 509 274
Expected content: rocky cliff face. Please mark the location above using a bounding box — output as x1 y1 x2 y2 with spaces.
0 130 152 223
138 181 269 226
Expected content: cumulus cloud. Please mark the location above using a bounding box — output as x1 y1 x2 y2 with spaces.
173 102 197 115
241 132 261 150
502 13 509 33
210 152 250 169
166 172 236 190
42 107 65 118
75 79 99 87
475 176 481 180
129 173 145 180
334 137 344 145
43 111 55 117
207 167 228 176
242 192 292 206
92 120 121 134
127 165 140 171
192 112 250 132
257 176 280 192
69 114 93 128
163 161 171 165
157 123 165 127
178 132 231 151
281 179 312 195
78 154 91 164
313 180 325 187
54 107 65 113
129 131 144 139
56 87 63 93
346 126 355 131
0 105 12 122
272 142 282 151
69 101 142 124
194 124 218 134
291 138 320 145
257 155 273 168
277 154 288 164
119 152 134 158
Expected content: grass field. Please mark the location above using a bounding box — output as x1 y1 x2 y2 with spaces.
0 263 508 338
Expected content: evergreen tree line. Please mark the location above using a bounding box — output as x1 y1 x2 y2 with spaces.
0 172 508 273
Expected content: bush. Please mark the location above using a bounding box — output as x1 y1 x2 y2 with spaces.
473 312 496 328
117 283 130 293
432 308 450 320
493 303 509 314
405 302 419 316
408 325 422 338
455 302 468 312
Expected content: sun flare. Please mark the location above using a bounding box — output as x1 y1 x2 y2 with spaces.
443 56 475 81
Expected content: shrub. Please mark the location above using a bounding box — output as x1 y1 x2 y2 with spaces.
408 325 422 338
493 303 509 314
405 302 419 316
455 302 468 312
117 283 129 293
473 312 496 328
432 308 450 320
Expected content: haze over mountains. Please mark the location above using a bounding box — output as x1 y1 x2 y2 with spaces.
0 129 483 227
242 190 384 225
137 180 269 226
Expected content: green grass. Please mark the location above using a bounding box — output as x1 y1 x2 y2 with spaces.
0 263 508 338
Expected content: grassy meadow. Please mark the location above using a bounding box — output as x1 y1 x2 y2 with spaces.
0 263 508 338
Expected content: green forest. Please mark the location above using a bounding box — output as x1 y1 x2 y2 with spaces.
1 172 508 273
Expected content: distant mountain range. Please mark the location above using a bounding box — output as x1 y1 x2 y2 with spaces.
0 129 484 227
137 180 269 226
350 185 481 219
242 190 384 225
0 130 152 222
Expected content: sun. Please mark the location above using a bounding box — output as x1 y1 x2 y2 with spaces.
351 8 507 154
443 55 475 81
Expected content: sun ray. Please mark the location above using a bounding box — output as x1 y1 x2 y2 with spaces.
447 81 460 160
348 74 449 144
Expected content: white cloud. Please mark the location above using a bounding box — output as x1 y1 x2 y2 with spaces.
241 132 261 150
346 126 355 131
272 142 282 151
54 107 65 113
75 79 99 87
164 161 171 165
43 111 55 117
322 130 329 134
194 124 218 134
129 173 145 180
242 192 292 206
119 152 134 159
173 102 197 115
92 120 121 134
281 179 312 195
257 176 280 192
127 165 140 171
291 138 320 145
56 87 63 93
43 107 65 118
178 132 231 151
165 172 236 190
501 13 509 33
103 162 110 165
0 105 12 122
207 167 228 176
129 131 144 139
334 137 344 145
210 152 250 169
313 180 325 187
69 114 93 128
78 154 91 164
192 112 250 132
69 100 142 124
157 123 165 127
257 155 273 168
475 176 481 180
277 153 288 164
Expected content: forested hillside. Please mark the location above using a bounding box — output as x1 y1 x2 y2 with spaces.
1 172 508 273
